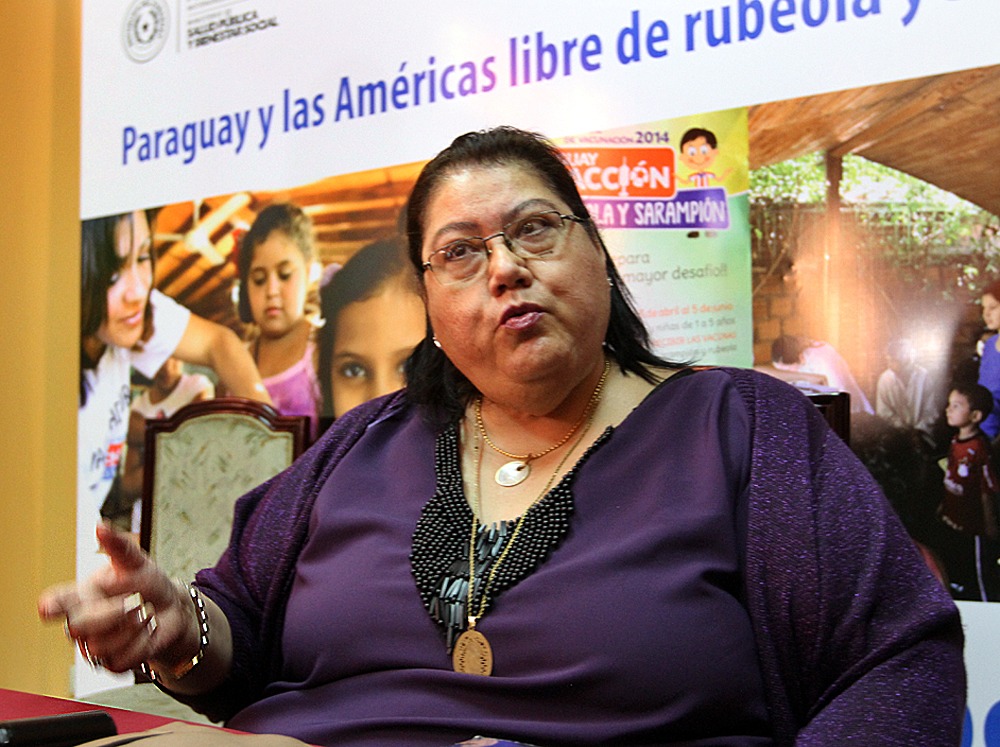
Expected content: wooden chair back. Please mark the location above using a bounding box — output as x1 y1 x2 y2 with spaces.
139 397 309 581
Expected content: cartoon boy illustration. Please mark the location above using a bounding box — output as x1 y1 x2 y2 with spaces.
677 127 732 187
677 127 732 237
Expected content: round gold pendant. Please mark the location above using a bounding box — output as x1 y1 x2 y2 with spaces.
452 628 494 675
495 460 529 487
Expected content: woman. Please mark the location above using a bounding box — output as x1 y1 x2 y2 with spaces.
44 130 964 746
317 237 425 420
237 203 322 439
977 279 1000 440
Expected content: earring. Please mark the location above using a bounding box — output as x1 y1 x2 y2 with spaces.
432 336 442 349
607 276 614 287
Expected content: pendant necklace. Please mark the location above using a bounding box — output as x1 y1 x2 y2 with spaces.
474 359 610 487
453 360 609 675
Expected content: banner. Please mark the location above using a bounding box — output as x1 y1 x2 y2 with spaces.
81 1 1000 742
83 1 998 218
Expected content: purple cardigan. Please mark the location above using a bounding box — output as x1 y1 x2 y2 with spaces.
189 367 965 744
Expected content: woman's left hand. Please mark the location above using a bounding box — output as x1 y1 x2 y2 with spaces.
38 523 196 675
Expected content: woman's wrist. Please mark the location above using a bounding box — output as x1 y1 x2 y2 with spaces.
142 582 210 683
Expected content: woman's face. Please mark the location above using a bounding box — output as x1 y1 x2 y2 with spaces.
420 163 609 401
97 210 154 350
247 231 309 338
983 293 1000 332
329 278 426 418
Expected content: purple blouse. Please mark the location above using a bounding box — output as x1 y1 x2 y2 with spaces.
191 367 965 746
226 372 772 746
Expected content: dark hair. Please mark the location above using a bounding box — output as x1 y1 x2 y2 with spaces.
80 209 157 406
951 382 994 420
318 237 418 417
680 127 718 150
771 335 809 366
403 125 680 426
237 203 315 324
982 280 1000 306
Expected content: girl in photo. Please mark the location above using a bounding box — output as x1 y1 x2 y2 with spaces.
318 237 425 420
237 203 323 439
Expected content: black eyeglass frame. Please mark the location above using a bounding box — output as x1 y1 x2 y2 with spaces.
421 210 589 285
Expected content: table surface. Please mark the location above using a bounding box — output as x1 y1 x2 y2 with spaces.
0 688 522 746
0 687 186 734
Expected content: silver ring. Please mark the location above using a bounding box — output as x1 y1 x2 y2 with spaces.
123 592 145 617
81 640 102 669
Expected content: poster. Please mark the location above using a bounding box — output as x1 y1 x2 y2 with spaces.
558 108 751 364
81 1 1000 741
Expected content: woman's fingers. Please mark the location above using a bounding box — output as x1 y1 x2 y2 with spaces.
63 591 129 639
102 612 162 674
38 524 194 675
96 522 147 573
37 582 83 622
39 524 170 673
71 593 161 673
39 526 151 623
94 524 177 608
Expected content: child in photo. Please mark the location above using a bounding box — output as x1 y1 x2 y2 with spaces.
237 203 323 439
939 382 1000 601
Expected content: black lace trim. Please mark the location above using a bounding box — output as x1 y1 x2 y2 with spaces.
410 423 611 651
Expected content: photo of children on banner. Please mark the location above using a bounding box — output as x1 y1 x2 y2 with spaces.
938 382 1000 601
236 203 323 440
770 334 874 415
117 357 216 531
874 338 943 443
317 236 425 421
80 210 271 532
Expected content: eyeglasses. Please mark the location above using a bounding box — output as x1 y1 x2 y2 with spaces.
422 210 589 285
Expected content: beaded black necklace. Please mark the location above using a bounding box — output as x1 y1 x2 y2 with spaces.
410 423 611 654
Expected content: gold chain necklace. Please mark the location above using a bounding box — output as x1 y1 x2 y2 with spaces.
452 361 609 676
474 359 611 487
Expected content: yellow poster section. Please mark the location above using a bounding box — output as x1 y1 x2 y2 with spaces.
0 1 80 697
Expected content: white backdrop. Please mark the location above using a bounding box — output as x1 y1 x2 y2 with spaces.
82 1 1000 742
83 0 1000 218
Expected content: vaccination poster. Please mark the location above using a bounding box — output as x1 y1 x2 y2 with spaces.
558 107 750 363
80 1 1000 742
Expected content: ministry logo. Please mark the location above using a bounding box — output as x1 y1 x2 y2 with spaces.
122 0 170 63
